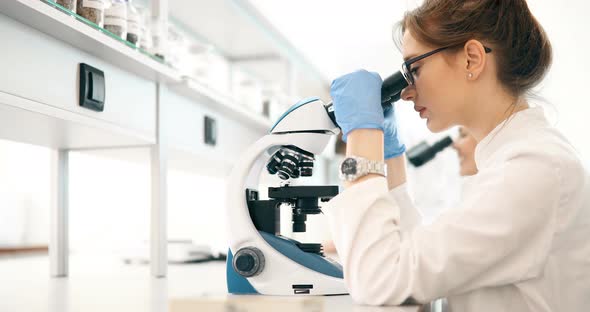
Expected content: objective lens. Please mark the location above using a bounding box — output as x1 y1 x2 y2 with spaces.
267 146 315 180
299 159 314 177
266 150 284 175
279 150 300 180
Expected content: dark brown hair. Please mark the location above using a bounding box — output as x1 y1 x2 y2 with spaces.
396 0 552 97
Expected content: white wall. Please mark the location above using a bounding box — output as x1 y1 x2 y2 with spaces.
527 0 590 165
249 0 590 160
67 149 230 256
0 140 50 246
0 140 231 256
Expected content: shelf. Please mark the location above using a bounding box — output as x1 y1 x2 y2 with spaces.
168 78 274 133
0 91 156 149
0 0 298 135
169 0 330 99
0 0 180 84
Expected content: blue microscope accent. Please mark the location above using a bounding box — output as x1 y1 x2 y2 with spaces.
259 231 343 278
269 97 320 133
226 231 344 294
226 248 258 294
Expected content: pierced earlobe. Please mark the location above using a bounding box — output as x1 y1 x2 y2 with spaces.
468 73 473 79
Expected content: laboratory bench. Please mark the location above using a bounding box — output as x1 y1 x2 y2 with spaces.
0 254 422 312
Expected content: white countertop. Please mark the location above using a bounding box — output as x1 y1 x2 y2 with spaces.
0 254 421 312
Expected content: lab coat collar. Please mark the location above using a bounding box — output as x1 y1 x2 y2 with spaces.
474 105 546 169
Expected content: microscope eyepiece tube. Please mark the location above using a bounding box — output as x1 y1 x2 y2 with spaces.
325 70 409 128
380 70 409 106
407 136 454 167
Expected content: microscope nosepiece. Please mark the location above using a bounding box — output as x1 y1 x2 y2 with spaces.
266 146 315 180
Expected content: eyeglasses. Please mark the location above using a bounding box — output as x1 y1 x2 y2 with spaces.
401 45 492 85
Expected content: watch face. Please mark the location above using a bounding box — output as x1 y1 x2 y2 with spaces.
341 158 357 175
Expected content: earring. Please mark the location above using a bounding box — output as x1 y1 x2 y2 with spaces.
468 73 473 79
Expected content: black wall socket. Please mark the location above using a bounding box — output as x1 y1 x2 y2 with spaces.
79 63 105 112
204 115 217 146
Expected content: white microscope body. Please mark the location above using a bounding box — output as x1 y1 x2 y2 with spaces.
226 97 348 295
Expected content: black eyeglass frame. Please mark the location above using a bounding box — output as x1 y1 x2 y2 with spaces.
401 45 492 85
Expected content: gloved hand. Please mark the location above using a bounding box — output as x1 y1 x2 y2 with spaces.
383 104 406 159
330 69 383 142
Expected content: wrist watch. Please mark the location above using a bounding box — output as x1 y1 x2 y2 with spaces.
339 156 387 182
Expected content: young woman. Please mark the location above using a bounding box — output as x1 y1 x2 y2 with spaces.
325 0 590 310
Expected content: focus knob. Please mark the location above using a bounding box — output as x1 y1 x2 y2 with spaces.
232 247 265 277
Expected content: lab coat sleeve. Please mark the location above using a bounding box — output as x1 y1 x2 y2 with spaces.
389 183 422 232
324 154 559 305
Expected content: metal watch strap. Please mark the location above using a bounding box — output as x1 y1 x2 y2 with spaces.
361 159 386 176
340 156 387 182
360 158 386 176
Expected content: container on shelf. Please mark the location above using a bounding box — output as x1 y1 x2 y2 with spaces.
126 0 140 45
138 7 152 50
56 0 77 12
232 69 263 115
262 84 289 122
188 42 214 82
103 0 127 38
149 17 166 59
207 52 231 94
167 24 189 74
77 0 105 27
185 42 230 94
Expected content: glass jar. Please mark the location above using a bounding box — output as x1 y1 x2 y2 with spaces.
77 0 105 27
138 7 152 51
149 17 166 59
103 0 127 38
56 0 77 12
263 84 287 121
167 24 189 73
232 69 263 114
126 0 141 45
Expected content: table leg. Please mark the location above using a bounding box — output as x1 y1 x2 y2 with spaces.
50 149 68 277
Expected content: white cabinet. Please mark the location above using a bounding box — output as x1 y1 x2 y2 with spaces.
161 86 263 175
0 13 156 146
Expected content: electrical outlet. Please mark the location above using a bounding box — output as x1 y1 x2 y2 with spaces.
204 115 217 146
79 63 105 112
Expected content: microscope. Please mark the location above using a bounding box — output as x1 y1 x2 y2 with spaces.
226 71 409 296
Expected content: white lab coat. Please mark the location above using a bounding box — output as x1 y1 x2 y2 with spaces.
324 106 590 311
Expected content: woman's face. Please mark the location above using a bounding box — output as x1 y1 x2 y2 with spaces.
452 127 478 176
400 31 470 132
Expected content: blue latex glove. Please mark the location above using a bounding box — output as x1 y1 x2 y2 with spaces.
330 69 383 142
383 104 406 159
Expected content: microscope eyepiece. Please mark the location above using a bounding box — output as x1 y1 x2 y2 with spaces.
325 70 410 128
380 70 409 106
